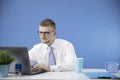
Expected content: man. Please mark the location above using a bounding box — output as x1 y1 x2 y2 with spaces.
29 19 76 72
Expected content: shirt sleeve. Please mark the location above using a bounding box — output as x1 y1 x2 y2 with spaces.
28 46 38 65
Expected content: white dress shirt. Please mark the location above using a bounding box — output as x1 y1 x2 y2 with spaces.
29 39 76 72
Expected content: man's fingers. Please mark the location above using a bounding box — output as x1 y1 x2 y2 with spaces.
32 64 42 70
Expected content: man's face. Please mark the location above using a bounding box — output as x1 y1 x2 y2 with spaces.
38 26 56 45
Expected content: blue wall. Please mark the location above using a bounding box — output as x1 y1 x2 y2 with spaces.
0 0 120 69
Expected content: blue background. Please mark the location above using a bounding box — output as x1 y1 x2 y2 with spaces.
0 0 120 69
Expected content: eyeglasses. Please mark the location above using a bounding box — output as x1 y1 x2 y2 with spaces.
37 31 53 35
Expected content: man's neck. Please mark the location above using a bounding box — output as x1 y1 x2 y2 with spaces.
47 39 55 46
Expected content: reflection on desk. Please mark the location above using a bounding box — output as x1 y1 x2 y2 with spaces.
0 69 120 80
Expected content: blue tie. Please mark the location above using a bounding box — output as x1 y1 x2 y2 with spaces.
48 46 56 66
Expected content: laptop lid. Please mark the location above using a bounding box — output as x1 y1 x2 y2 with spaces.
0 46 32 75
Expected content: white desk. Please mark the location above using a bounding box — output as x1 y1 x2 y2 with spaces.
0 69 120 80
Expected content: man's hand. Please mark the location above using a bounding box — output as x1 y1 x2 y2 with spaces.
31 63 50 72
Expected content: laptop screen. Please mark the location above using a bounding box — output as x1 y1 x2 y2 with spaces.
0 46 31 74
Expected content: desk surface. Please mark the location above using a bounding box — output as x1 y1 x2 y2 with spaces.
0 69 120 80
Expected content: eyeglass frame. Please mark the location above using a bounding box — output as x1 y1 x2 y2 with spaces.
37 30 54 35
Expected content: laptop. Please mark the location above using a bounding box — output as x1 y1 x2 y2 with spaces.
0 46 47 75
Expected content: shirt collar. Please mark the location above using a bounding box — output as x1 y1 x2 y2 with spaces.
41 39 56 49
41 43 48 49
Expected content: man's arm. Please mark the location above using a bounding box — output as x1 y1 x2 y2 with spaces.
50 42 76 72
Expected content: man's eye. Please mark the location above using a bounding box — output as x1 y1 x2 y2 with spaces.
40 32 43 34
45 32 50 34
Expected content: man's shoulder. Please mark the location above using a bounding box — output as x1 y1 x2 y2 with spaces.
33 43 47 48
33 43 41 47
55 39 68 42
55 39 72 45
52 39 74 48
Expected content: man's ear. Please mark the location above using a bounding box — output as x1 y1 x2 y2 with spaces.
54 30 57 36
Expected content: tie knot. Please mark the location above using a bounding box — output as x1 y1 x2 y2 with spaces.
48 46 53 50
47 46 53 53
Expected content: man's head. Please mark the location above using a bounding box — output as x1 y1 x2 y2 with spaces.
38 19 56 46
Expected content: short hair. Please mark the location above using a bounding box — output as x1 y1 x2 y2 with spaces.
39 19 56 30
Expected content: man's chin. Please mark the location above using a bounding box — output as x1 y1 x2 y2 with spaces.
41 41 50 44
